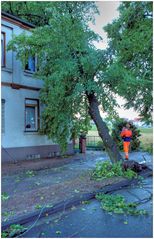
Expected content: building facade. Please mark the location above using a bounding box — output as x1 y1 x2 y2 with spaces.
1 12 74 162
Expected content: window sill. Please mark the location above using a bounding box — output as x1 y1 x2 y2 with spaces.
1 67 13 73
24 131 39 135
24 70 36 77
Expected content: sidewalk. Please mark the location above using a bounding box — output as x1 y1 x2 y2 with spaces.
21 176 152 238
2 151 152 223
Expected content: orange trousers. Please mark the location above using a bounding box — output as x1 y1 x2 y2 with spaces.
123 141 130 159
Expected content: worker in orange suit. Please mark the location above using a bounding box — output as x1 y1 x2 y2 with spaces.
120 123 132 160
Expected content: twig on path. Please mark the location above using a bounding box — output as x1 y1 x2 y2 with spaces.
17 204 47 238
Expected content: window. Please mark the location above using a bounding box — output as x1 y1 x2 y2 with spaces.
1 32 6 67
25 99 39 131
25 56 37 72
1 99 5 133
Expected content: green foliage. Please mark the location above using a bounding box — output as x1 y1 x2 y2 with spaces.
2 2 98 27
2 192 10 201
97 140 105 150
3 214 14 223
96 193 147 215
2 211 14 220
1 224 27 238
124 168 138 179
35 204 42 209
92 161 137 181
104 2 153 123
111 118 141 151
1 232 8 238
2 2 50 26
25 170 35 177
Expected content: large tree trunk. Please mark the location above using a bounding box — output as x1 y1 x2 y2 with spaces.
87 92 123 163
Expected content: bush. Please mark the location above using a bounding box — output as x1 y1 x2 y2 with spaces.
111 119 141 151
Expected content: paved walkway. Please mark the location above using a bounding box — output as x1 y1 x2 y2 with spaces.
2 151 152 223
20 176 152 238
2 150 152 175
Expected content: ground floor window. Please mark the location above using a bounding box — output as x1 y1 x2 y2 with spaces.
1 99 5 133
25 99 39 131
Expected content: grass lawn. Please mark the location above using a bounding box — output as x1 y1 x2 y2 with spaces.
139 127 153 134
139 128 153 152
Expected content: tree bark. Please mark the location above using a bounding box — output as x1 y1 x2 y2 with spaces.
87 92 123 163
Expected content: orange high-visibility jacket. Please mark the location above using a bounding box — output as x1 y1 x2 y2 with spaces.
120 128 132 142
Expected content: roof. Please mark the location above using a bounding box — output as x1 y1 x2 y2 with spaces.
1 11 35 29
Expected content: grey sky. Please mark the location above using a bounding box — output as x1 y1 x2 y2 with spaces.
90 1 120 49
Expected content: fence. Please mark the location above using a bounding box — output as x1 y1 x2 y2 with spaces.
74 136 105 151
86 136 105 150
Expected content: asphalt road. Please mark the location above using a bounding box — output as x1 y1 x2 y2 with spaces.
19 176 152 238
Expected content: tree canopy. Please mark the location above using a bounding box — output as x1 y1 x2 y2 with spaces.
104 2 153 123
2 1 98 27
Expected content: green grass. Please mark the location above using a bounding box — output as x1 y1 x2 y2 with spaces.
139 127 153 134
88 126 153 134
139 128 153 153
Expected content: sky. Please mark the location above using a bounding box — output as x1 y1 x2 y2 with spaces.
89 1 139 120
90 1 120 50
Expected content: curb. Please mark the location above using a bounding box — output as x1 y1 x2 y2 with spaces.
2 168 152 231
2 156 82 176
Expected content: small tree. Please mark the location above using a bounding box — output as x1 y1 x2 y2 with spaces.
111 119 141 151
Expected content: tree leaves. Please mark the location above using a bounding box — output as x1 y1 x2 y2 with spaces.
96 193 148 216
104 2 152 123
